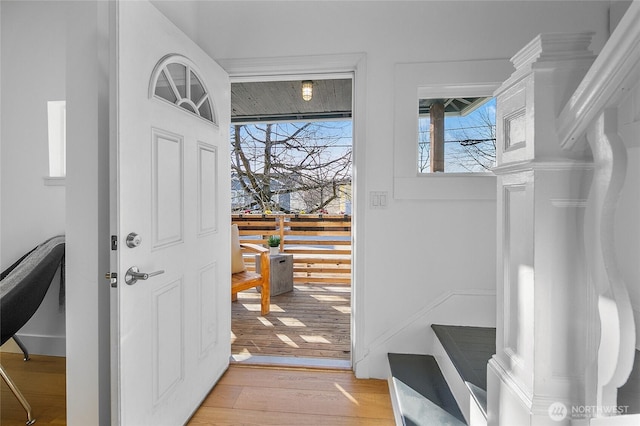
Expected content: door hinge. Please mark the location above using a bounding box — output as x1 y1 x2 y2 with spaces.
111 235 118 250
105 272 118 288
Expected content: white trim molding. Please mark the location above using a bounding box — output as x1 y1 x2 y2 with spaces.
218 53 368 374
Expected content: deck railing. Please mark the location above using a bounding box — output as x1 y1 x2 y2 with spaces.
232 214 352 284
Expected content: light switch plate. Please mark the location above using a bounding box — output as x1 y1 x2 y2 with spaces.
370 191 388 209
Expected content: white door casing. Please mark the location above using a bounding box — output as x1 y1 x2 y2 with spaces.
111 1 230 424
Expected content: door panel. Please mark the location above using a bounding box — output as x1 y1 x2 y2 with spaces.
152 129 184 248
112 1 230 424
197 143 218 235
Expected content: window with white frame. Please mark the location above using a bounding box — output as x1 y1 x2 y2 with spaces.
392 59 511 200
47 100 66 181
151 57 216 124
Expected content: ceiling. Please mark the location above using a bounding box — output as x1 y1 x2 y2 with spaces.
231 79 353 124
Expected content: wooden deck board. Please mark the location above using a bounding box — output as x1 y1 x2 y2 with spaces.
232 284 351 361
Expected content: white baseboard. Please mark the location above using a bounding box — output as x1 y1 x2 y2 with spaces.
356 289 496 378
0 334 65 357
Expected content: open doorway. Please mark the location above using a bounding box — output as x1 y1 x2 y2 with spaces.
228 76 354 367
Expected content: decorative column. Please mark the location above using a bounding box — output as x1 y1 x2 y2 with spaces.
487 33 597 426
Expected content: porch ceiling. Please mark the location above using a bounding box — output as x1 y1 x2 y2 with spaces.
419 97 491 117
231 79 353 124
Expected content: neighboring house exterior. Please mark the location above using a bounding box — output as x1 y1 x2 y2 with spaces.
232 174 350 213
231 174 294 212
1 1 638 424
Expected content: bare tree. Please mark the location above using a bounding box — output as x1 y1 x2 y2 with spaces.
231 122 352 213
446 104 496 172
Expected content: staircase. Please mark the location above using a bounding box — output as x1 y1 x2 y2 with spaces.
388 325 495 426
388 326 640 426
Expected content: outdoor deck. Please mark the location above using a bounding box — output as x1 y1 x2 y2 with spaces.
231 282 351 362
231 214 352 363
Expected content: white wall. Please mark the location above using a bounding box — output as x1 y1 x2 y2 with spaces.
65 1 112 423
0 1 67 356
153 0 611 378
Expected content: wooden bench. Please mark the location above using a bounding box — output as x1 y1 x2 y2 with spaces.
232 243 270 315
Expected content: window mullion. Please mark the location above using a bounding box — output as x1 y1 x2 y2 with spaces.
194 94 207 109
186 65 192 101
164 68 183 104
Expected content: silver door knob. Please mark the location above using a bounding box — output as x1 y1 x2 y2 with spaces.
125 266 164 285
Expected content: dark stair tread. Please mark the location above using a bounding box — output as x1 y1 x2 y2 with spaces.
431 324 496 391
431 324 496 419
618 349 640 415
388 353 467 426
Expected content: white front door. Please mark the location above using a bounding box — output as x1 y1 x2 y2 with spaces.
111 1 231 424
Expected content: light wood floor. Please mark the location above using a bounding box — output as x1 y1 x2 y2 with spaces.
0 353 66 426
232 283 351 361
1 354 393 425
188 365 394 425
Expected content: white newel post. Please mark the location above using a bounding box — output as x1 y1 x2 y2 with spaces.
487 33 597 426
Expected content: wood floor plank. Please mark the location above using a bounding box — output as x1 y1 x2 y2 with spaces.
232 386 393 419
189 365 394 425
0 353 66 426
188 406 394 425
218 365 390 394
197 384 244 409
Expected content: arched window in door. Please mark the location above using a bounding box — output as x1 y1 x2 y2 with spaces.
150 55 216 124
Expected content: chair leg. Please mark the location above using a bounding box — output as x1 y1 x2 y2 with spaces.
0 363 36 425
260 283 270 316
13 336 30 361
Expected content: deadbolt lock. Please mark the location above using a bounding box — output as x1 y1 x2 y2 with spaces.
126 232 142 248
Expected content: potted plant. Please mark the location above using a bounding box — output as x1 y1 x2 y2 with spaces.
267 235 281 255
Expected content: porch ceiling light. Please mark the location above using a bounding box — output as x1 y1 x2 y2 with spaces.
302 80 313 101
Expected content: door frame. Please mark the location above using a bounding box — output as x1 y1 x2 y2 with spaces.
219 54 366 370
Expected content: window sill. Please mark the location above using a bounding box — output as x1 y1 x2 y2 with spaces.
44 176 66 186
